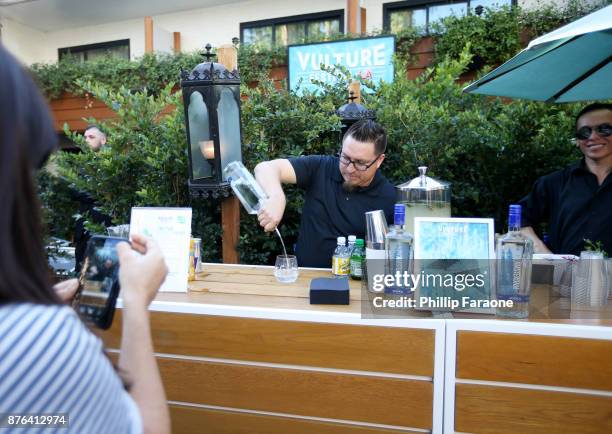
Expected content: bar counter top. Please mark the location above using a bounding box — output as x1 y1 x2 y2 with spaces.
105 263 612 434
130 262 612 327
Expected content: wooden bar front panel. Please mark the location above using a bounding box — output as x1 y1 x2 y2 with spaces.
455 383 612 434
160 358 433 429
457 331 612 391
102 311 436 377
170 405 424 434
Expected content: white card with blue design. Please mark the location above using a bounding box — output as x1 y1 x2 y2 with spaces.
129 207 192 293
413 217 495 313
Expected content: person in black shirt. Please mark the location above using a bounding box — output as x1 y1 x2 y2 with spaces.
255 120 396 267
74 125 112 270
519 103 612 256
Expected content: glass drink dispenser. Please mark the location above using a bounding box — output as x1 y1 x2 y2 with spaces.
396 166 451 235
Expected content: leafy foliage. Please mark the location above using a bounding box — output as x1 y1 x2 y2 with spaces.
432 6 522 67
433 1 609 69
37 169 79 242
519 0 609 40
51 80 221 261
31 52 202 98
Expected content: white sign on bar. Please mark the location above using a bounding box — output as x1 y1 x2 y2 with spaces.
129 207 192 293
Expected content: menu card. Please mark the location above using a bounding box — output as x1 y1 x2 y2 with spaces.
129 207 192 293
413 217 495 313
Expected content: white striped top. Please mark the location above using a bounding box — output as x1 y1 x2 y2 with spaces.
0 303 142 434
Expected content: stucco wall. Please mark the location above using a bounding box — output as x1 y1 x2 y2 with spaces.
154 0 348 52
1 0 600 65
1 17 46 65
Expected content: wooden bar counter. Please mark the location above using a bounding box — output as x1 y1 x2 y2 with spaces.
99 264 612 434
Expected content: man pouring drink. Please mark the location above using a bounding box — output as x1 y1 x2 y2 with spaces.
255 119 396 267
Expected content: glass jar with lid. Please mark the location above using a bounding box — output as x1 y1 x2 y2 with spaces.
396 166 451 235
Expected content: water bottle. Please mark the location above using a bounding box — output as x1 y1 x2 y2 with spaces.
496 204 534 318
385 204 413 295
332 237 349 277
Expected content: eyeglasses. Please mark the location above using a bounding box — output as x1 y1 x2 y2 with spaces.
575 123 612 140
338 152 381 171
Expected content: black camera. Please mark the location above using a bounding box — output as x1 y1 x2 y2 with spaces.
72 235 125 329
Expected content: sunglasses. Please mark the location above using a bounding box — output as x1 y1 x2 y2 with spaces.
575 123 612 140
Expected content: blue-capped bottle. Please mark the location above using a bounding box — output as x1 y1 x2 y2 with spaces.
385 204 414 295
495 204 534 318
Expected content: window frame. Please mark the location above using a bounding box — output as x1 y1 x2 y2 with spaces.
58 39 130 62
382 0 516 33
240 10 344 47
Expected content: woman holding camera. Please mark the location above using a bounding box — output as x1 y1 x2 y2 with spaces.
0 46 170 434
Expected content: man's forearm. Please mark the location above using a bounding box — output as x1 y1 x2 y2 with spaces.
255 161 286 200
521 226 551 254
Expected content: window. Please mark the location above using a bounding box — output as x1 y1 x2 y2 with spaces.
383 0 514 33
240 10 343 48
58 39 130 62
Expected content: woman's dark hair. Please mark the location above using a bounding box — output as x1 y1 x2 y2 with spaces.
0 46 61 304
344 119 387 154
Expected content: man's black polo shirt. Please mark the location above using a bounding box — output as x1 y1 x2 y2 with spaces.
288 155 396 268
518 159 612 256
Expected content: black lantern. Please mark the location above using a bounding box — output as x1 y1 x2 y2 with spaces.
181 43 243 198
335 91 376 145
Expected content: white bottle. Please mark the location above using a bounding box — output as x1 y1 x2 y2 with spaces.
496 204 534 318
332 237 349 276
347 235 357 256
385 204 414 295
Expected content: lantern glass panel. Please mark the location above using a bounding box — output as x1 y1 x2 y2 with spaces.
217 87 242 181
188 91 213 180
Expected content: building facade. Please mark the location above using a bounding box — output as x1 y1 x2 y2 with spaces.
0 0 558 65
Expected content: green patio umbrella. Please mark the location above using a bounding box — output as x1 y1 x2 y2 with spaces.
463 5 612 103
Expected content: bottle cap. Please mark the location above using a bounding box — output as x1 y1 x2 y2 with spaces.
508 204 522 228
337 236 346 245
355 239 364 246
394 203 405 226
348 235 356 243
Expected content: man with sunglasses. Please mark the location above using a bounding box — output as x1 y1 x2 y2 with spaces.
255 119 395 267
519 103 612 256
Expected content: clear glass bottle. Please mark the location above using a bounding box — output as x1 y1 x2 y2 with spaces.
332 236 349 277
223 161 267 215
496 204 534 318
350 239 365 280
385 204 414 295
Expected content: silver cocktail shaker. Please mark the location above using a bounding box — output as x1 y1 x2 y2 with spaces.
364 210 388 293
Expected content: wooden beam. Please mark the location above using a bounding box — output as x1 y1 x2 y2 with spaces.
347 0 359 34
221 196 240 264
216 44 238 70
144 16 154 53
217 44 241 264
348 80 361 104
173 32 181 53
360 7 367 34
